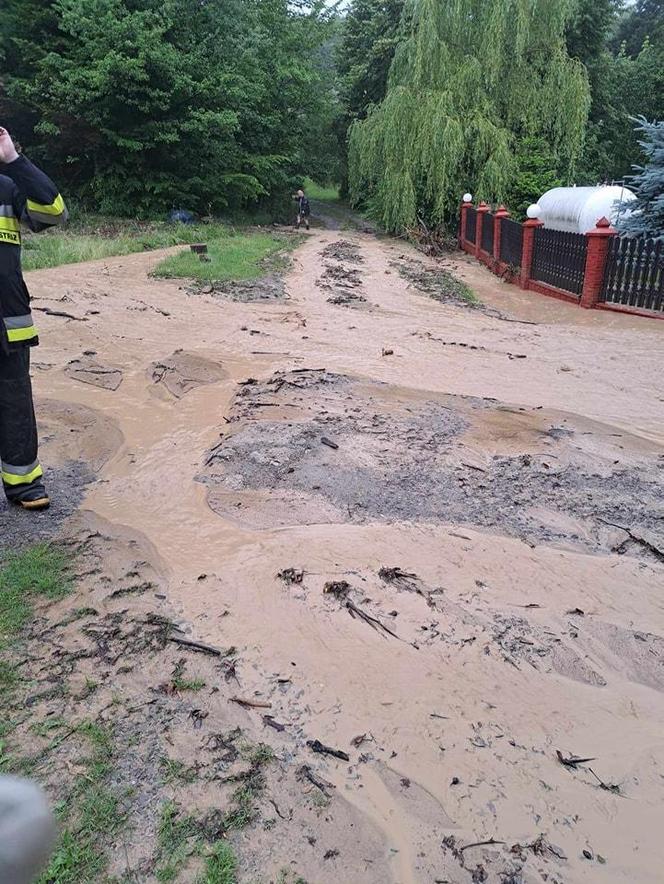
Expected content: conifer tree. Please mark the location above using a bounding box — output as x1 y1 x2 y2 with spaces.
621 117 664 239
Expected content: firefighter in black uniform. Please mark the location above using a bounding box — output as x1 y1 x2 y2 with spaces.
0 126 68 510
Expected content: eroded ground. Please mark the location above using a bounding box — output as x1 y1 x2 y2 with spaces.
3 228 664 883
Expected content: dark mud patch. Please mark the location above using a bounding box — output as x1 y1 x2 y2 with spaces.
316 250 372 310
151 349 228 398
0 398 123 552
65 353 123 391
392 255 522 322
200 371 664 559
321 240 364 264
327 291 368 308
318 263 363 289
192 273 288 302
0 461 92 553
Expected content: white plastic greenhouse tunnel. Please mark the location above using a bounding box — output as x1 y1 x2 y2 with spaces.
534 185 636 234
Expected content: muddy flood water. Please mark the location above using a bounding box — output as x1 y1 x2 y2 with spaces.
3 228 664 883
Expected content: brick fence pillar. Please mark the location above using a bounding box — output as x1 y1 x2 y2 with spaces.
475 202 490 259
520 218 544 289
580 217 617 309
493 205 510 264
459 198 473 248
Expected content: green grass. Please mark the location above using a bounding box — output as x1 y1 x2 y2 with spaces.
160 756 200 785
0 544 71 646
21 218 237 273
0 544 71 712
303 178 340 202
156 801 199 882
37 721 123 884
152 231 291 283
172 677 206 692
198 842 238 884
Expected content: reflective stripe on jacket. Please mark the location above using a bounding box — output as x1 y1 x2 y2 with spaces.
0 156 68 350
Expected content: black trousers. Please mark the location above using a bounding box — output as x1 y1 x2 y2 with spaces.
0 348 45 501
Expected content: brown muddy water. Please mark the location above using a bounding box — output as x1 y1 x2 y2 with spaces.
3 230 664 883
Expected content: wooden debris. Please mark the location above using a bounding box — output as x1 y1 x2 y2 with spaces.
297 764 336 797
306 739 350 762
263 715 287 732
321 436 339 450
230 696 272 709
168 632 222 657
556 750 596 769
460 838 506 853
33 307 88 322
345 600 400 639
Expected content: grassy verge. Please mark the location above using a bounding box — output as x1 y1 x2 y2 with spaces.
0 544 287 883
21 217 250 273
303 178 340 202
0 544 71 699
152 230 296 283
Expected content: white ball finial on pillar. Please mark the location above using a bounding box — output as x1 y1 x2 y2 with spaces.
526 203 542 219
463 193 473 203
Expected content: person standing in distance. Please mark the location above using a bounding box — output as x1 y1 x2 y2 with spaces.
0 126 68 510
294 188 311 231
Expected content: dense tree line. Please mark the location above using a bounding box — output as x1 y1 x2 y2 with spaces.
1 0 660 228
0 0 340 217
339 0 664 229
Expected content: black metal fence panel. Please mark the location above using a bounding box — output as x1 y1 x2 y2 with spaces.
531 228 587 296
500 218 523 268
465 207 477 244
601 236 664 312
481 212 494 254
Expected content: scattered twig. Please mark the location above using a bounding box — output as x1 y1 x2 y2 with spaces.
588 767 622 795
460 838 506 853
598 518 664 562
168 632 222 657
345 600 401 640
297 764 336 797
307 739 350 762
263 715 287 732
230 696 272 709
321 436 339 450
33 307 89 321
556 750 596 769
269 798 293 820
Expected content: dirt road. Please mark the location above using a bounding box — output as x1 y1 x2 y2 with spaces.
4 229 664 883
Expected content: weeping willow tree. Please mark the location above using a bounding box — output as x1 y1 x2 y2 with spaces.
348 0 590 231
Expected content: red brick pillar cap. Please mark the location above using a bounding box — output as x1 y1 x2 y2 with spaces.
495 205 510 217
587 216 617 236
477 201 490 212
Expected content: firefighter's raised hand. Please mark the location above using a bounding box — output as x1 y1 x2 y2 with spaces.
0 128 20 164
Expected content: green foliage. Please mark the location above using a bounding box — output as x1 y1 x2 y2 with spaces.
564 0 664 183
0 0 341 216
335 0 405 193
613 0 664 57
348 0 590 232
504 138 564 218
198 842 238 884
152 231 294 282
620 117 664 239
